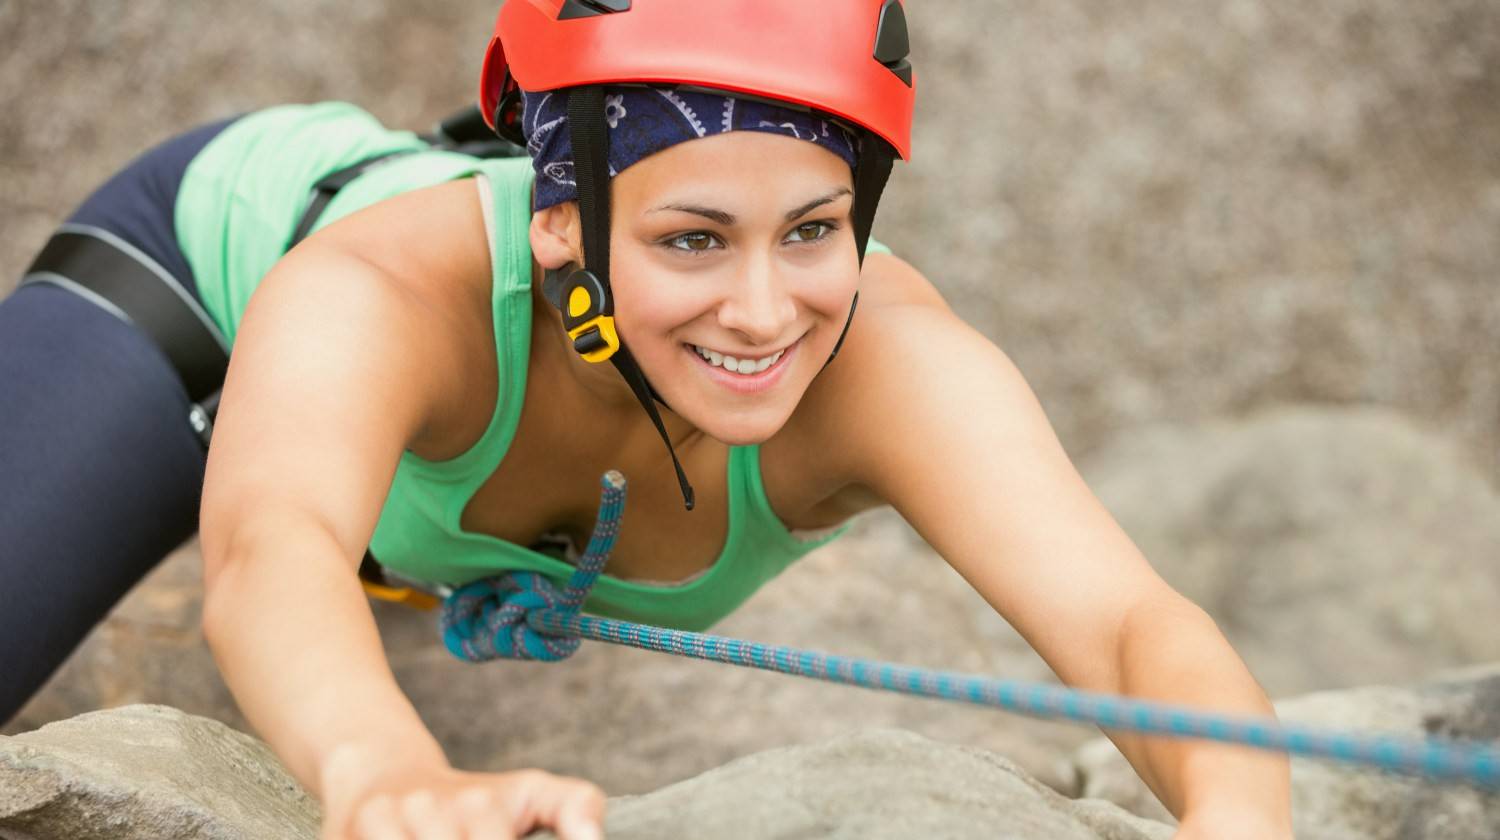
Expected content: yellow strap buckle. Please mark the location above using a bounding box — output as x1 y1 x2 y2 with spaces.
568 315 620 363
361 580 441 611
562 276 618 362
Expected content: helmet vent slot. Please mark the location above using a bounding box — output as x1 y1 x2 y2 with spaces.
559 0 631 19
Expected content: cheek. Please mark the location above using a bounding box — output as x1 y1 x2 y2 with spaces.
607 245 863 347
608 269 708 347
790 256 862 320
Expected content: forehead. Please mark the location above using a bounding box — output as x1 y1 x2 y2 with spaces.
613 131 854 209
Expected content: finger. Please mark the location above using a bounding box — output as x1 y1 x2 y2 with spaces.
497 773 604 840
552 783 607 840
396 789 461 840
555 812 604 840
352 793 410 840
463 817 517 840
453 785 515 840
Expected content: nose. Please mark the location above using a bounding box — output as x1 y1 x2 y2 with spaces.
716 257 797 346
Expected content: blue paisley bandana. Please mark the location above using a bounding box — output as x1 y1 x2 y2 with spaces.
521 85 861 211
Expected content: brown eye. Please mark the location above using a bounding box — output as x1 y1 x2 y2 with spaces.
668 231 720 253
787 222 833 243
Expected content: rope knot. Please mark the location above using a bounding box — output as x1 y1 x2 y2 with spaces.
439 471 626 663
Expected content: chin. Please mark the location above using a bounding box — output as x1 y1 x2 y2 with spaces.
693 408 793 447
660 375 805 446
653 376 795 444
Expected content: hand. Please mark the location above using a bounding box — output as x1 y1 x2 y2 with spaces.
319 744 606 840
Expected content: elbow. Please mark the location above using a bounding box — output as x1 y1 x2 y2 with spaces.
1118 587 1216 642
198 508 242 643
198 511 274 645
198 508 361 643
199 540 244 649
1112 589 1219 677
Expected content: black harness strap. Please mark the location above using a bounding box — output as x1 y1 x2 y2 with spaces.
284 150 417 251
22 226 230 406
286 105 531 253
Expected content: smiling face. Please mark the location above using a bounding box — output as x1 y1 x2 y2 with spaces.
532 130 861 446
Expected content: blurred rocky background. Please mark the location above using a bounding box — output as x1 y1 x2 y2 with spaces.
4 0 1498 478
2 0 1498 836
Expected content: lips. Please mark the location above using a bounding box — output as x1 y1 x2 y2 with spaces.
689 343 787 375
682 337 799 393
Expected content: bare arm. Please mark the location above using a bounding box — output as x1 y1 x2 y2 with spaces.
201 179 609 839
820 268 1292 832
198 179 483 798
200 244 450 795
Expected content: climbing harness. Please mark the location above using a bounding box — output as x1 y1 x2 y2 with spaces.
21 104 522 611
21 103 521 458
436 471 1500 792
20 223 231 449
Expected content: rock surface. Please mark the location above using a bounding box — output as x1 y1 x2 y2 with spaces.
1074 664 1500 840
0 706 1171 840
0 705 318 840
1081 404 1500 698
553 729 1172 840
9 665 1500 839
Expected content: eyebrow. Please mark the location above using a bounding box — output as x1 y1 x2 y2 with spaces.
647 187 854 226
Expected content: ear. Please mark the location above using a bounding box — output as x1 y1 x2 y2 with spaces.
529 200 583 270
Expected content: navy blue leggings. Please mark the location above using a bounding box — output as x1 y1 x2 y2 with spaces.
0 117 239 725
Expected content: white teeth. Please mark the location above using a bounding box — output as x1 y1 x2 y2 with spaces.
692 344 785 375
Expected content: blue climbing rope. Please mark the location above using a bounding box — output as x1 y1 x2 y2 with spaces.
438 471 1500 791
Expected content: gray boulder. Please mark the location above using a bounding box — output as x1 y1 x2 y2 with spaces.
546 728 1172 840
0 704 318 840
1073 665 1500 839
0 705 1170 840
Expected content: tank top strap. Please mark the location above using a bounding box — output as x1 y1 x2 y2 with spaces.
725 444 852 564
386 155 537 494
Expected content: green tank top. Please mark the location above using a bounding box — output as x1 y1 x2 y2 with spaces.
176 102 890 632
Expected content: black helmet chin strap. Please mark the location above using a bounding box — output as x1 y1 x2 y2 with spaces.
562 85 696 511
827 129 895 367
552 85 896 512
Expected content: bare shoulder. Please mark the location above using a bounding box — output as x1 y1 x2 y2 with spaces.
760 251 958 527
307 177 494 321
852 250 950 310
298 176 499 458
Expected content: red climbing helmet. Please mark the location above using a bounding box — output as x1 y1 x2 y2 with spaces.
478 0 915 161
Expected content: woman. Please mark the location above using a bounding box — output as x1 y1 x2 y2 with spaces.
1 2 1293 838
